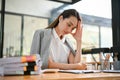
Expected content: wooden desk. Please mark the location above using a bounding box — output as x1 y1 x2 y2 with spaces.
2 72 120 80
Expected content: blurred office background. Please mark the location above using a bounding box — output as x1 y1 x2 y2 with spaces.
0 0 113 63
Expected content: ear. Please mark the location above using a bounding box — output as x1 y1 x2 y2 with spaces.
59 15 63 22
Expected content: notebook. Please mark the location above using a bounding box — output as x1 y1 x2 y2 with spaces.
102 70 120 73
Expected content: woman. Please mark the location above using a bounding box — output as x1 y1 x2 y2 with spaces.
30 9 87 70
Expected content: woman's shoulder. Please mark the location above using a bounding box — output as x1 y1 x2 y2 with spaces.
35 28 52 33
35 29 45 33
34 28 52 36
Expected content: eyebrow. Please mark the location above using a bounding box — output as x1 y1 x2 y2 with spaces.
68 20 77 28
69 21 77 28
69 21 73 25
70 21 76 26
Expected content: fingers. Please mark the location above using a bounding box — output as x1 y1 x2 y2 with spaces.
82 63 87 69
77 20 82 29
76 62 87 70
76 21 82 35
77 21 83 37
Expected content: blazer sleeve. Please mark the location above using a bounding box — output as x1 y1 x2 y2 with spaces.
30 30 42 54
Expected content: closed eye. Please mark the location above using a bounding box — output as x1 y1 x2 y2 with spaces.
67 23 71 27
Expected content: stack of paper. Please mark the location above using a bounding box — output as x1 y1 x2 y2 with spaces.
0 54 42 75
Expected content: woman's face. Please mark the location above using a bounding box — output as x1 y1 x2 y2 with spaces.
57 16 78 36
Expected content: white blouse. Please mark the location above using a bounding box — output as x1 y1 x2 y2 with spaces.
49 28 70 63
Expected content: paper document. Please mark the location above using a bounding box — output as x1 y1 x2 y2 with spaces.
59 70 101 74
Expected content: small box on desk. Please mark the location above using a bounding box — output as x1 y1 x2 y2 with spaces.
113 61 120 70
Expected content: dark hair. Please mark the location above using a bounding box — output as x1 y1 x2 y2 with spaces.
46 9 81 29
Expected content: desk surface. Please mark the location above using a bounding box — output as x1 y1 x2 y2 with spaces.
2 72 120 80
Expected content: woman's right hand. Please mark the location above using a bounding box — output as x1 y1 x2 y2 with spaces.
75 62 87 70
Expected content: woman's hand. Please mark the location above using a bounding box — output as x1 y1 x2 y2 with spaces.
71 21 83 42
75 62 87 70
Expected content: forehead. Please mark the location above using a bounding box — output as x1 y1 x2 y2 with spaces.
65 16 78 27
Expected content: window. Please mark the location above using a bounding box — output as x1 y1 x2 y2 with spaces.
82 24 99 48
3 14 21 57
100 26 112 47
23 16 48 55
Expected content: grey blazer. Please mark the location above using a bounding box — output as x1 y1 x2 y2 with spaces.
30 28 76 69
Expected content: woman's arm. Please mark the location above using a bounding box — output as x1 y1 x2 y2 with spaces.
48 57 86 70
69 21 83 63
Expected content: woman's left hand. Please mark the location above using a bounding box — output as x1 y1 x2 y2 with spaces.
71 21 83 42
